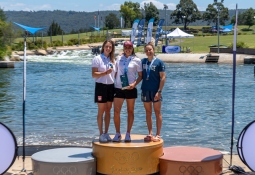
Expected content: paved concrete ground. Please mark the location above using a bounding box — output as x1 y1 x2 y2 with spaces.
4 154 254 175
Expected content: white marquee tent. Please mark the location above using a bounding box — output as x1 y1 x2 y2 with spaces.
166 27 195 52
167 27 194 38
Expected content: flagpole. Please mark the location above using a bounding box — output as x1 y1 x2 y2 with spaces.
230 3 238 167
21 30 27 172
12 22 45 173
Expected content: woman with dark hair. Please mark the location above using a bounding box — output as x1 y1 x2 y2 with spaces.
92 40 116 143
141 42 166 142
113 41 142 142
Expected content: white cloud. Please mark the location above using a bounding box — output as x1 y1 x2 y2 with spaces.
104 3 121 11
0 2 52 11
140 0 176 10
197 6 206 11
227 3 237 10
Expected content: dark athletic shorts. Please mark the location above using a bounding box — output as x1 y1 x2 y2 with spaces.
114 88 137 99
94 82 114 103
141 90 163 102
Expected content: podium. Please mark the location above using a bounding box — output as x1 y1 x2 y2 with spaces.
92 134 163 175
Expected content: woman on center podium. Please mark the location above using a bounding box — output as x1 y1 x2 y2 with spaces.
113 41 142 142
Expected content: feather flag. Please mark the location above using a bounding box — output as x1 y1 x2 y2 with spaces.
130 19 140 43
137 18 145 46
155 19 165 46
146 18 154 44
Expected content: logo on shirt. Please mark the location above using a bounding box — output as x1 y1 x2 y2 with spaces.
151 65 156 71
143 64 156 71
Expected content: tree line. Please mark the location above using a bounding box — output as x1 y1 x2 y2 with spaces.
0 8 15 60
119 0 254 30
0 0 254 59
41 0 254 37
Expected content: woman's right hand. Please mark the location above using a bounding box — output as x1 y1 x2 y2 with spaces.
105 68 113 75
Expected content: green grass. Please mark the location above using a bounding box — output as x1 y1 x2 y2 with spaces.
168 34 255 53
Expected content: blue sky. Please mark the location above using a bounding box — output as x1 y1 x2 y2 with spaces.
0 0 253 12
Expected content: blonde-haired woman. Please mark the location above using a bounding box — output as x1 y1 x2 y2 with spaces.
92 40 116 143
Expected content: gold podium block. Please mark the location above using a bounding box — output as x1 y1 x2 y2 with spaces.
92 134 163 175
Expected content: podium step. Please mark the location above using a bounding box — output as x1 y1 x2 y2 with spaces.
31 147 96 175
159 146 223 175
93 134 163 175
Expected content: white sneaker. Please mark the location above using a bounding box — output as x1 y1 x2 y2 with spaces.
99 134 108 143
104 133 112 142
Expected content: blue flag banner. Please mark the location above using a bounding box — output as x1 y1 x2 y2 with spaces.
146 18 154 44
91 26 101 31
155 19 165 46
137 18 145 46
13 22 45 34
131 19 140 43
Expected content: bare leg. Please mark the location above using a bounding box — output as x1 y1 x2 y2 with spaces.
114 98 125 133
153 101 162 136
104 101 112 133
143 102 153 135
97 103 106 135
126 98 135 133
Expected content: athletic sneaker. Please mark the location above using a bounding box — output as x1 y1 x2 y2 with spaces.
124 132 131 142
99 134 108 143
112 133 122 142
104 133 112 142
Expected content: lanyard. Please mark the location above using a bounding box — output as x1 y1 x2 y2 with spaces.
101 54 112 69
123 56 132 74
146 57 156 80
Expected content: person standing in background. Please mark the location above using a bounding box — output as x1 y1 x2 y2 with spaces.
113 41 142 142
92 40 116 143
141 42 166 142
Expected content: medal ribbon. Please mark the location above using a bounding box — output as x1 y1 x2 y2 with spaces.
146 57 156 80
123 56 132 74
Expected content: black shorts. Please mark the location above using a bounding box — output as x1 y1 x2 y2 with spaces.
141 90 163 102
114 88 137 99
94 82 114 103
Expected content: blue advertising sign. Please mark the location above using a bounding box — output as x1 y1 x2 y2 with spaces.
162 46 181 53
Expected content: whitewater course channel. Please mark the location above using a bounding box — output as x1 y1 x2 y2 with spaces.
1 48 255 154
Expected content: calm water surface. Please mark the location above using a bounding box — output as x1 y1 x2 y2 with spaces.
1 50 255 153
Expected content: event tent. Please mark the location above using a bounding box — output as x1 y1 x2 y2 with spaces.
222 28 232 33
167 27 194 38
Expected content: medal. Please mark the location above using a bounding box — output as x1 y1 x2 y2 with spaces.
146 57 156 80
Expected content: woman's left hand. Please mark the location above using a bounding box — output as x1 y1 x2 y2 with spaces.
154 92 161 101
129 82 136 90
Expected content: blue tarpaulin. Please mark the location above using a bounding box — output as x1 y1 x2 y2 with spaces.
13 22 46 34
91 26 100 31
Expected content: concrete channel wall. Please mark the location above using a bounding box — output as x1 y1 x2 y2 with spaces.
135 53 255 64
